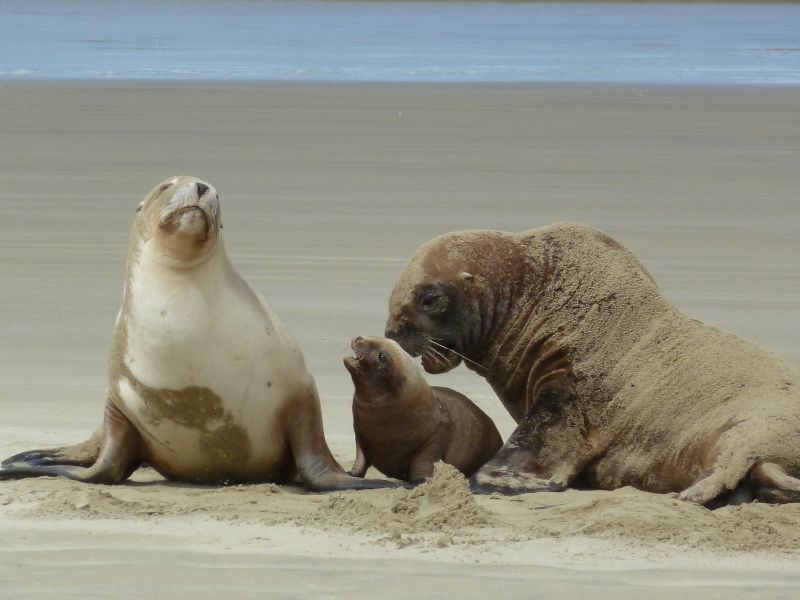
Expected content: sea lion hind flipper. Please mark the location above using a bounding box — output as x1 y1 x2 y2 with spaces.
2 427 103 468
751 462 800 504
675 459 799 506
677 458 756 506
0 401 141 484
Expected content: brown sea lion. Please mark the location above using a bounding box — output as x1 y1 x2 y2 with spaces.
344 335 502 482
385 223 800 505
1 176 392 491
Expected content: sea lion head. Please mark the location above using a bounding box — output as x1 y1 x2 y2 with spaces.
385 232 503 375
343 336 422 400
133 175 223 267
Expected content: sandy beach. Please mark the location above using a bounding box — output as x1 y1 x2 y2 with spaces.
1 82 799 597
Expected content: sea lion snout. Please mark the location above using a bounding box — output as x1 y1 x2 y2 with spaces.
349 335 369 361
162 179 220 231
147 177 223 262
343 336 405 385
385 322 462 375
159 205 210 240
343 336 367 375
384 323 421 356
346 335 382 365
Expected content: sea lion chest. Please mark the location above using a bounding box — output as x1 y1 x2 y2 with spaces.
355 390 443 478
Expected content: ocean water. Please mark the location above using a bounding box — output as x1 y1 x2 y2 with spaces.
1 1 799 85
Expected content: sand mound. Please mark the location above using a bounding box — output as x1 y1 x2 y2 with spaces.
307 462 492 546
391 462 491 532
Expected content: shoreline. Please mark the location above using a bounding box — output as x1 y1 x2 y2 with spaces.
3 78 800 89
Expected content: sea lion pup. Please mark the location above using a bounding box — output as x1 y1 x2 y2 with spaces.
343 336 502 482
385 223 800 505
1 176 392 491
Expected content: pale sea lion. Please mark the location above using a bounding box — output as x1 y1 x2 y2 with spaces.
1 176 391 491
385 223 800 505
344 336 502 482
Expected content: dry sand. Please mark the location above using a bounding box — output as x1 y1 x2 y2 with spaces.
1 83 799 597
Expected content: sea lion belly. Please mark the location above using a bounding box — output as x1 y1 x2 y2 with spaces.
113 245 298 483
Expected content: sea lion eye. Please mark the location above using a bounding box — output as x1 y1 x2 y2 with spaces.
421 293 448 313
377 351 387 363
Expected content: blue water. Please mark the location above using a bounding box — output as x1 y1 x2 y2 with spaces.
1 1 799 85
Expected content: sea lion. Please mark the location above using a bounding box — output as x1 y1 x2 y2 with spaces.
385 223 800 505
1 176 391 491
343 335 502 482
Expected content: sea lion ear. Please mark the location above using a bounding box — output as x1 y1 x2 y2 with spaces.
459 272 474 281
135 201 144 213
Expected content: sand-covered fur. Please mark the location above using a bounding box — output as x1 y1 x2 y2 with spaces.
386 223 800 505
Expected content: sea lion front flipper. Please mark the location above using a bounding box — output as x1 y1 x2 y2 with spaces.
406 439 449 484
469 387 595 495
347 439 370 478
285 384 396 491
0 399 141 484
1 426 103 468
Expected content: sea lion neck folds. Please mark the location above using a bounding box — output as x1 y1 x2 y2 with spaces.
386 223 800 505
386 231 534 377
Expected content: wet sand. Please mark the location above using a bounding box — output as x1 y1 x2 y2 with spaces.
1 83 799 597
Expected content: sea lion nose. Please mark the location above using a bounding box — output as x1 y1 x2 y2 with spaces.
195 182 209 198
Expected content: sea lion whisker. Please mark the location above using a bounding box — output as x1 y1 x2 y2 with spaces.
426 347 449 367
421 347 448 369
428 339 486 373
424 344 448 362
